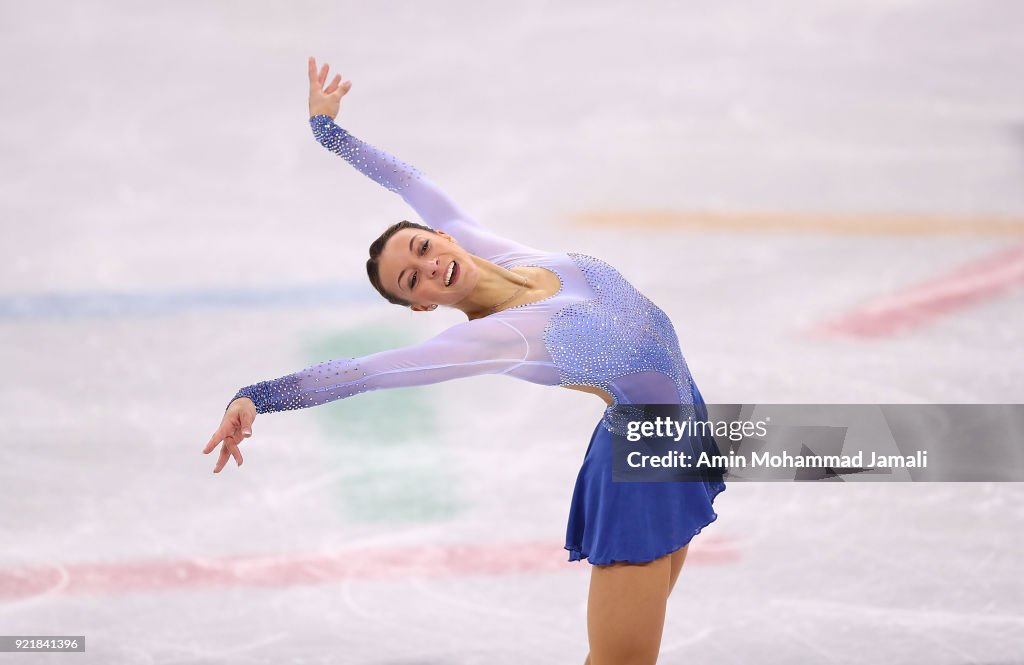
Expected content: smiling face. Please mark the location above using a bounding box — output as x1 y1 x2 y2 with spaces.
376 227 480 309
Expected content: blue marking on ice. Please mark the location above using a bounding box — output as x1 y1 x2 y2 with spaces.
0 281 375 321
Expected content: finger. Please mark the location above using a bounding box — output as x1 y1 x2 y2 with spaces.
307 55 319 88
227 429 245 465
318 63 329 87
226 437 244 467
203 425 229 454
324 73 341 94
214 445 231 473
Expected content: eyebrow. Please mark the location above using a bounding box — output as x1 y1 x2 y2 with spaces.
396 235 418 292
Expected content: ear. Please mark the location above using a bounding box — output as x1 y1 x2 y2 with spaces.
434 229 457 245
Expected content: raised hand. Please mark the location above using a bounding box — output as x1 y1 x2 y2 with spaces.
202 397 257 473
308 55 352 119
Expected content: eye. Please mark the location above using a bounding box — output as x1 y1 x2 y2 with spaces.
420 239 429 255
410 273 417 289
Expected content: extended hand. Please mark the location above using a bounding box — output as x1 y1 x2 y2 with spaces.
308 55 351 119
203 398 257 473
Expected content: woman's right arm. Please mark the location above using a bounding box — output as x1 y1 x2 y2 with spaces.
306 57 535 261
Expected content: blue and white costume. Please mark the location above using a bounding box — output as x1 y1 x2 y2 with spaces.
230 115 725 564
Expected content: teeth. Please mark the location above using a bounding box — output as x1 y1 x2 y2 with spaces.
445 261 455 286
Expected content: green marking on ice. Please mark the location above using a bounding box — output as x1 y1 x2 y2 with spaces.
302 325 461 524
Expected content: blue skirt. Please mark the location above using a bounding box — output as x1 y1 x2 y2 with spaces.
564 391 727 565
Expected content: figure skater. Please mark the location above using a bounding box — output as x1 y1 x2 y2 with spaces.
203 56 725 665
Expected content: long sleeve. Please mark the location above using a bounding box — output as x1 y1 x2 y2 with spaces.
309 114 535 262
228 315 531 414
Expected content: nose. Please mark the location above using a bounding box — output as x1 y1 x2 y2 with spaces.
425 255 439 279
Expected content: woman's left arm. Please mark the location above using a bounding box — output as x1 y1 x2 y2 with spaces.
227 315 530 415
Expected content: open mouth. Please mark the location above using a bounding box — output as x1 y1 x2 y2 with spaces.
444 260 459 287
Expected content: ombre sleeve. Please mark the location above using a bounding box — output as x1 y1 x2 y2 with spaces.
227 315 530 414
309 114 535 261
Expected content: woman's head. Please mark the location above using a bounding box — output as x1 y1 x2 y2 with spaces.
366 220 480 309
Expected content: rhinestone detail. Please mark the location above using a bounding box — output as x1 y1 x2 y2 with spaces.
543 253 693 435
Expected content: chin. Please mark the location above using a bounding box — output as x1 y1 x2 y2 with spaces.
458 262 478 286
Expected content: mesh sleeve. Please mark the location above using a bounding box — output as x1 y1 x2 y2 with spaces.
309 114 534 261
228 316 530 414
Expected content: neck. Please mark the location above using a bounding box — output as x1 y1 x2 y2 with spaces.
456 256 529 320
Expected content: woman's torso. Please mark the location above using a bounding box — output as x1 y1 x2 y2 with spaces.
485 251 697 429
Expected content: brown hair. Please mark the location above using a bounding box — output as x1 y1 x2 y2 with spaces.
366 220 436 306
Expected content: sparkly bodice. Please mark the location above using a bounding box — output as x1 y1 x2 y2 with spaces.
545 252 689 401
543 253 693 432
474 249 693 433
229 116 698 434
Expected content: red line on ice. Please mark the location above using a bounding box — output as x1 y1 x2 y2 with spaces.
0 537 738 599
809 243 1024 337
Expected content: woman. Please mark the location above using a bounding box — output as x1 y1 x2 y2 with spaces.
203 56 725 665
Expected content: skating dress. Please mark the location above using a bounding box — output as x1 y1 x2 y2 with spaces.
229 115 726 564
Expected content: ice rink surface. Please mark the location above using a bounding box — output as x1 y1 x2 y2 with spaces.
1 1 1023 663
